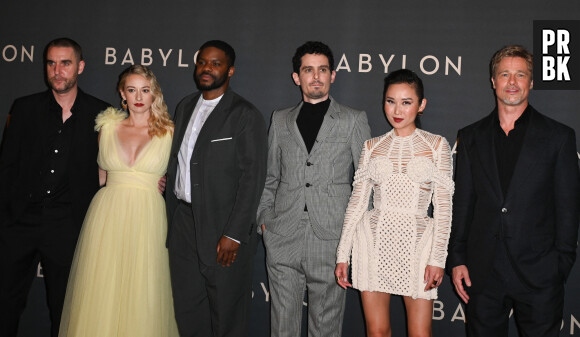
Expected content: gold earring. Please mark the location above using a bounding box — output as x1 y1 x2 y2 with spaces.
122 99 127 110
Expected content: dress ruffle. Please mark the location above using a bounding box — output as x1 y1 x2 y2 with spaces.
94 107 127 132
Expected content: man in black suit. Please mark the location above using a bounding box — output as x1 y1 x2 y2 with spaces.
166 40 267 337
0 38 109 337
448 45 580 336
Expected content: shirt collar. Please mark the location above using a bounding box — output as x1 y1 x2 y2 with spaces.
493 104 532 127
49 89 81 117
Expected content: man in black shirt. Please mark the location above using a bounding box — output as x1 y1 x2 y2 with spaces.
257 41 371 337
448 45 580 337
0 38 109 337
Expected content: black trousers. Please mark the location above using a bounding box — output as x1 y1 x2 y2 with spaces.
167 202 255 337
0 211 79 337
466 244 564 337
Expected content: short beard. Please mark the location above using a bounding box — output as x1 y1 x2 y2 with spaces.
499 96 525 106
195 70 229 91
49 77 77 94
305 91 326 100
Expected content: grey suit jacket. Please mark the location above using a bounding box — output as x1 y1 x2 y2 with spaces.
257 97 371 240
166 88 267 266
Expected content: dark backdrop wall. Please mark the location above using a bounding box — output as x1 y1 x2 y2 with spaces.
1 1 579 336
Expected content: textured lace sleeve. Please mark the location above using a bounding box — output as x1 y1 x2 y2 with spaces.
336 141 373 264
429 136 454 268
94 107 127 132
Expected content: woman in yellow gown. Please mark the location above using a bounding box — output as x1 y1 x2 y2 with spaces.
59 65 179 336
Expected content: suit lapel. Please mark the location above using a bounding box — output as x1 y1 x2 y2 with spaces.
474 113 504 201
505 108 547 200
309 97 338 155
286 102 309 154
172 93 201 156
193 90 233 156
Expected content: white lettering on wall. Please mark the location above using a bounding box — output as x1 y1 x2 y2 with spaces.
2 45 34 62
451 303 466 322
433 300 445 320
104 48 196 67
359 54 372 72
122 49 134 65
2 45 17 62
21 45 33 62
446 56 461 75
159 49 173 66
178 49 189 67
379 54 395 73
141 48 153 66
260 282 270 302
336 53 461 76
105 47 117 65
336 53 352 72
571 315 579 334
97 48 462 77
420 55 440 75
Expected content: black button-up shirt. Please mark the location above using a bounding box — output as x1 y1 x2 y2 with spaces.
493 105 531 197
31 94 76 210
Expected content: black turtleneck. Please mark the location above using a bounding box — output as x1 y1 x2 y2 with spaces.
296 98 331 153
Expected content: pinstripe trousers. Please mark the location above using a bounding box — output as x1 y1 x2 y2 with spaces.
263 212 346 337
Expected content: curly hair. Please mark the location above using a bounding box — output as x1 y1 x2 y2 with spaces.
199 40 236 67
292 41 335 73
117 65 173 137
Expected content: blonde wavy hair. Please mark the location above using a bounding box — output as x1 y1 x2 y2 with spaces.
118 65 173 137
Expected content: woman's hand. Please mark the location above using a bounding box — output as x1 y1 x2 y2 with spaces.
335 263 352 289
99 167 107 187
424 265 444 291
158 175 167 194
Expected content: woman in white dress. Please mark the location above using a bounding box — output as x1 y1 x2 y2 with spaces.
335 69 454 337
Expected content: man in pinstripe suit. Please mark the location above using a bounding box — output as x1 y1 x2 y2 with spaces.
257 41 371 337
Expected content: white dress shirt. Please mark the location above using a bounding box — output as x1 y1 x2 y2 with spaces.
174 94 222 203
174 94 239 243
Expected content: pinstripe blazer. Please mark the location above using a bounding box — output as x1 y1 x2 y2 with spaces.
257 97 371 240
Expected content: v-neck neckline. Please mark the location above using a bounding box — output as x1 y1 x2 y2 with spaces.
113 126 154 168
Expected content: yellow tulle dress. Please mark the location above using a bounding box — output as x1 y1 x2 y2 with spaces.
59 108 179 337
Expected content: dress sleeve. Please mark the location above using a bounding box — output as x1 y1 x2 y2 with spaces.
94 107 127 132
336 141 373 264
429 136 454 268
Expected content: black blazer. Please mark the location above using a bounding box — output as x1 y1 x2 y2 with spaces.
166 88 267 265
447 106 580 293
0 90 109 228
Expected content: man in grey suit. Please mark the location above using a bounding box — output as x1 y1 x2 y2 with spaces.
166 40 267 337
257 41 371 337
